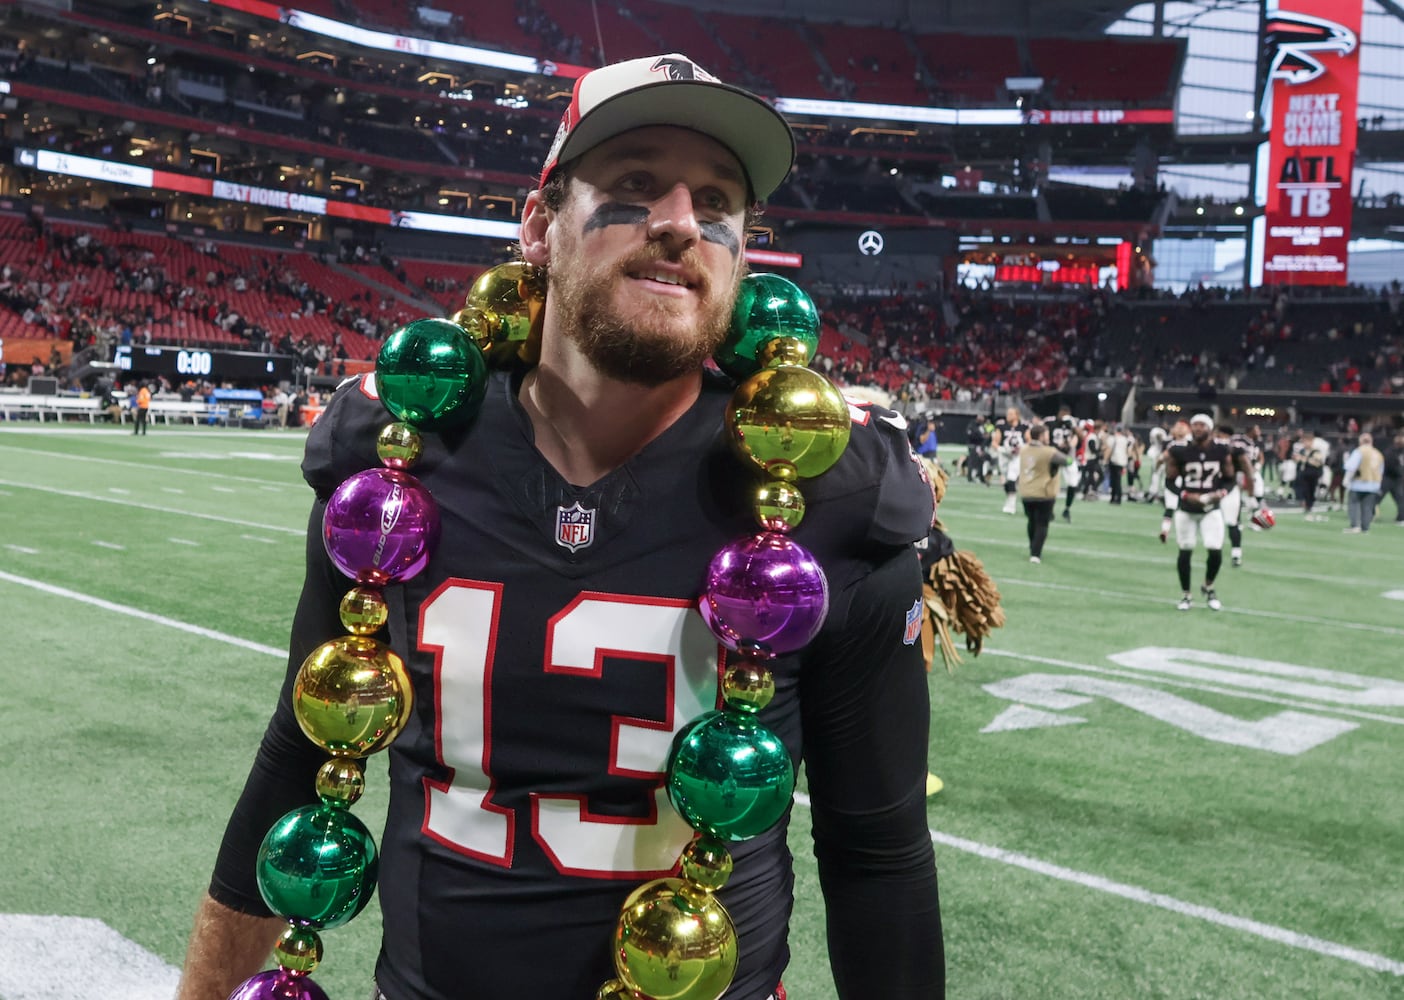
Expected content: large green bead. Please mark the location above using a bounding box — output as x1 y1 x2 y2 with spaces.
375 317 487 430
666 710 794 842
256 804 379 929
714 273 820 381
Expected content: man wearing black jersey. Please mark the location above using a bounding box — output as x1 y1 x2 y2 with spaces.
993 406 1029 515
177 53 944 1000
1218 423 1263 566
1164 413 1250 611
1047 405 1083 521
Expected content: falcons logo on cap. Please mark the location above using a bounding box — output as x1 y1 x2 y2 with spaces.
651 56 718 83
1263 10 1356 85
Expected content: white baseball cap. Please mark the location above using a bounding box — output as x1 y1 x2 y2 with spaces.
538 54 796 201
1189 413 1214 427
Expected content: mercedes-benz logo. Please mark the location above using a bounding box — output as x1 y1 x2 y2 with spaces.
858 230 884 255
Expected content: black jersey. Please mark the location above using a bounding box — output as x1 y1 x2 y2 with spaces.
1167 439 1236 512
1227 433 1260 469
1048 417 1079 454
210 368 942 999
995 419 1029 453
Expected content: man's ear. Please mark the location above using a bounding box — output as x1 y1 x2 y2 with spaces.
520 190 551 268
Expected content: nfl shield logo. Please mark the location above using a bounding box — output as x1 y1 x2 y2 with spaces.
555 501 596 553
903 597 922 646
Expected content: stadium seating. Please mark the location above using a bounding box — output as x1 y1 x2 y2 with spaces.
1028 36 1181 105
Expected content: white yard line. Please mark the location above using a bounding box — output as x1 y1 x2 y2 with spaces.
0 480 302 535
999 575 1404 637
0 570 285 658
790 800 1402 976
0 442 300 487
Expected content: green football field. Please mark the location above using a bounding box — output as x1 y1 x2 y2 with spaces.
1 425 1401 1000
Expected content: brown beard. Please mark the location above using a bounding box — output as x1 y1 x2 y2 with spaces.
549 242 741 386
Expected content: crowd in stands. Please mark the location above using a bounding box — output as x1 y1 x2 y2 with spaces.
1100 283 1404 396
5 226 1404 432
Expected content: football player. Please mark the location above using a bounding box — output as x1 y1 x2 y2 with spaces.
1294 427 1332 520
992 406 1030 515
177 54 945 1000
1157 418 1190 543
1047 404 1084 521
1163 413 1252 610
1219 423 1265 566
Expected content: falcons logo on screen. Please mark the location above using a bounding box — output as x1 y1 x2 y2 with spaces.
1263 11 1357 85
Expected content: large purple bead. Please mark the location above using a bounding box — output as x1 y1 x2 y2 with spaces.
698 532 829 656
227 969 330 1000
323 467 440 586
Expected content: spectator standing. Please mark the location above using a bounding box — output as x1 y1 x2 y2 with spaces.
1017 423 1067 563
915 415 939 463
1342 432 1385 533
1104 424 1132 504
1381 430 1404 525
133 382 151 435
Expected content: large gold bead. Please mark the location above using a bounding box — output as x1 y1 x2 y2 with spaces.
293 636 414 758
614 878 738 1000
595 981 639 1000
726 366 851 481
463 261 544 362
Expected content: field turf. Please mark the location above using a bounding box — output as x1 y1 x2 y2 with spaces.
1 425 1401 999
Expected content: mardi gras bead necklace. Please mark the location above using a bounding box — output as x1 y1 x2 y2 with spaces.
225 267 851 1000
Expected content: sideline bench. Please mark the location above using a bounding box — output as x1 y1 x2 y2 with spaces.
0 395 217 424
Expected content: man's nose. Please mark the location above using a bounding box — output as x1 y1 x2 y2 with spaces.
645 184 701 247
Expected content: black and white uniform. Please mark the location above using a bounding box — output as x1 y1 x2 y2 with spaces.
1048 417 1081 488
995 419 1029 489
1221 433 1260 525
1167 439 1236 550
207 368 944 999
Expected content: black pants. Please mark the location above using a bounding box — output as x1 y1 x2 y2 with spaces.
1023 498 1055 557
133 407 149 435
1109 463 1125 503
1384 476 1404 522
1297 466 1322 510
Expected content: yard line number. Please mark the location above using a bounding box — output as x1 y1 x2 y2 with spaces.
983 647 1404 755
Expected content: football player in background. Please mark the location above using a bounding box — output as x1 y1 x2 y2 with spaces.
1157 418 1191 543
992 405 1029 515
1145 423 1171 502
1219 423 1266 566
176 54 944 1000
1293 426 1332 520
1047 404 1083 521
1163 413 1251 610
